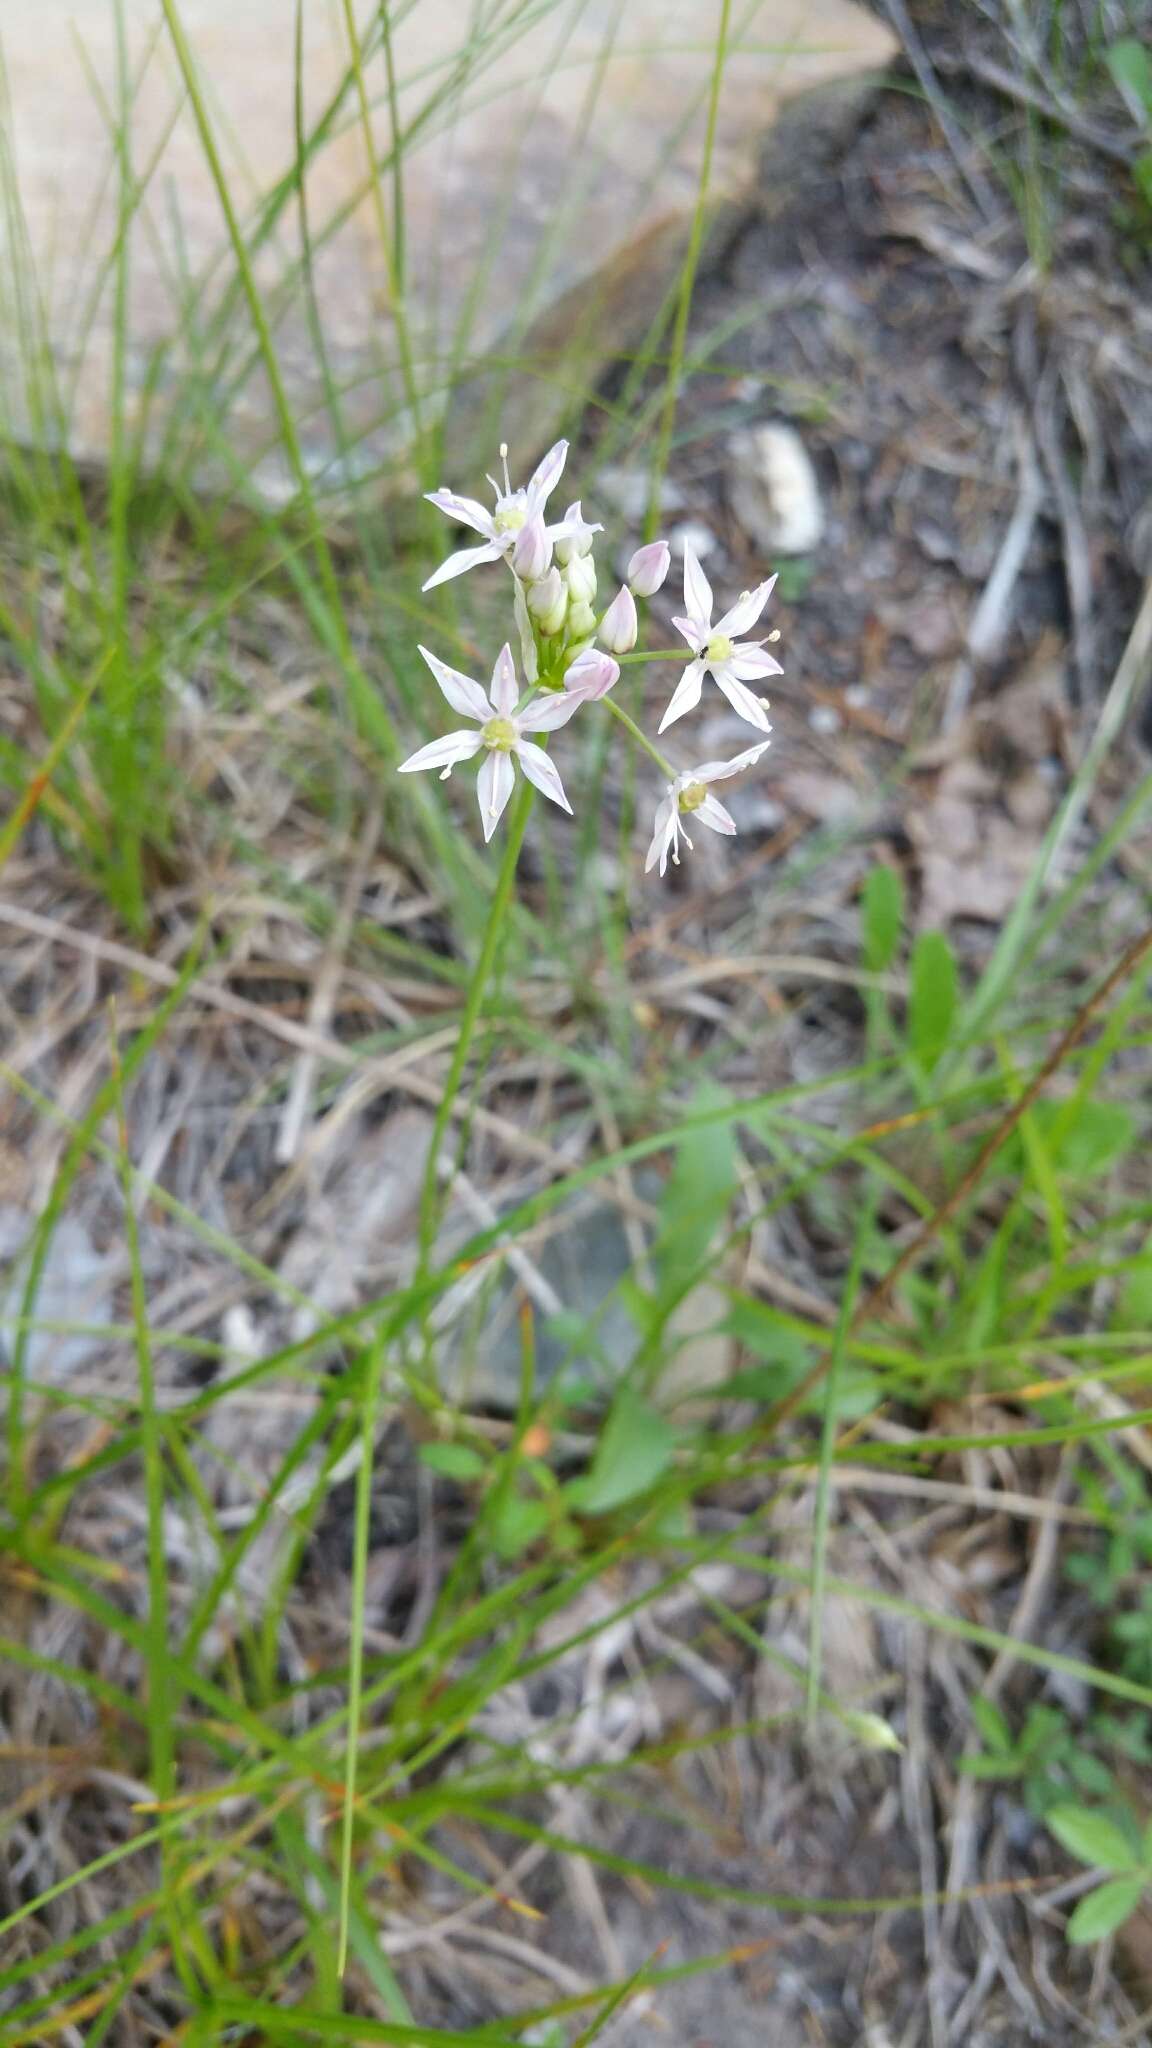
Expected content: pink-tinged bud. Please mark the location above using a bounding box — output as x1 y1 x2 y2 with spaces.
526 566 567 636
512 514 552 582
564 647 620 701
565 552 597 604
598 584 638 654
627 540 670 597
554 500 599 565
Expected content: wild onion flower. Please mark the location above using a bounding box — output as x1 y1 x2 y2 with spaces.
563 646 620 701
564 552 598 605
511 514 552 583
658 546 781 734
645 741 771 876
423 442 582 591
599 585 638 655
399 644 580 840
553 502 599 565
526 567 567 634
627 541 671 597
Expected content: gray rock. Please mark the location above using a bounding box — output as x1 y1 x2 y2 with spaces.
2 1 894 508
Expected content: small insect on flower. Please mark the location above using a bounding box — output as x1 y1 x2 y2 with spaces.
399 644 581 841
658 545 781 734
645 740 771 877
423 442 594 591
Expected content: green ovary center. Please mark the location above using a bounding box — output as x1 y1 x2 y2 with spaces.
494 504 526 535
483 717 518 752
705 634 733 664
678 781 708 815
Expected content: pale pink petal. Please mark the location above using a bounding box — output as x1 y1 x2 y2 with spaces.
681 545 714 632
477 750 516 841
657 659 706 734
424 489 497 540
712 663 773 732
645 793 678 875
729 645 783 682
697 794 737 836
563 648 619 702
398 731 484 774
696 740 772 784
489 643 518 717
422 541 503 592
525 439 568 512
713 575 777 640
418 645 493 722
515 740 572 814
518 692 584 733
671 614 702 650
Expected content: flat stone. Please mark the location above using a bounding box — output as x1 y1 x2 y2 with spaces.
2 1 894 506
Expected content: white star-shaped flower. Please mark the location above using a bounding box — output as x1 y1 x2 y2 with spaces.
422 441 596 592
658 546 781 734
645 740 771 877
398 643 580 841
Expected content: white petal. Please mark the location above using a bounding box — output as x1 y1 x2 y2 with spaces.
657 659 706 734
418 644 493 721
424 490 497 540
730 642 783 681
518 691 583 733
490 643 518 717
398 731 484 774
681 545 714 632
422 541 502 591
645 794 677 875
671 614 703 650
526 438 568 511
477 749 516 841
697 794 737 836
713 575 777 640
712 664 773 732
696 740 772 784
515 740 572 813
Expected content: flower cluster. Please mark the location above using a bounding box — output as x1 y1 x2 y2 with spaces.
401 440 781 872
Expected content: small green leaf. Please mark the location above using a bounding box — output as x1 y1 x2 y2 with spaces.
1066 1876 1144 1944
908 930 957 1071
970 1696 1013 1754
861 864 903 972
418 1442 487 1482
654 1088 739 1293
487 1495 552 1560
1036 1100 1135 1178
957 1755 1022 1781
1047 1805 1141 1872
1107 38 1152 117
569 1390 675 1515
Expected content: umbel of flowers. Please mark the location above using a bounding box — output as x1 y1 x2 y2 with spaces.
400 440 781 873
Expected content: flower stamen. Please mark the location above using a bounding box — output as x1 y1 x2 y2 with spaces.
482 716 518 751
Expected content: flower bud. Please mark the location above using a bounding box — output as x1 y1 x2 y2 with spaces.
564 552 597 605
564 647 620 702
526 567 567 636
511 514 552 583
627 539 670 597
554 500 599 565
568 599 597 639
598 584 638 654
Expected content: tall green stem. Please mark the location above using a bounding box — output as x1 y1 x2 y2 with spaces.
417 777 535 1285
604 694 673 776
